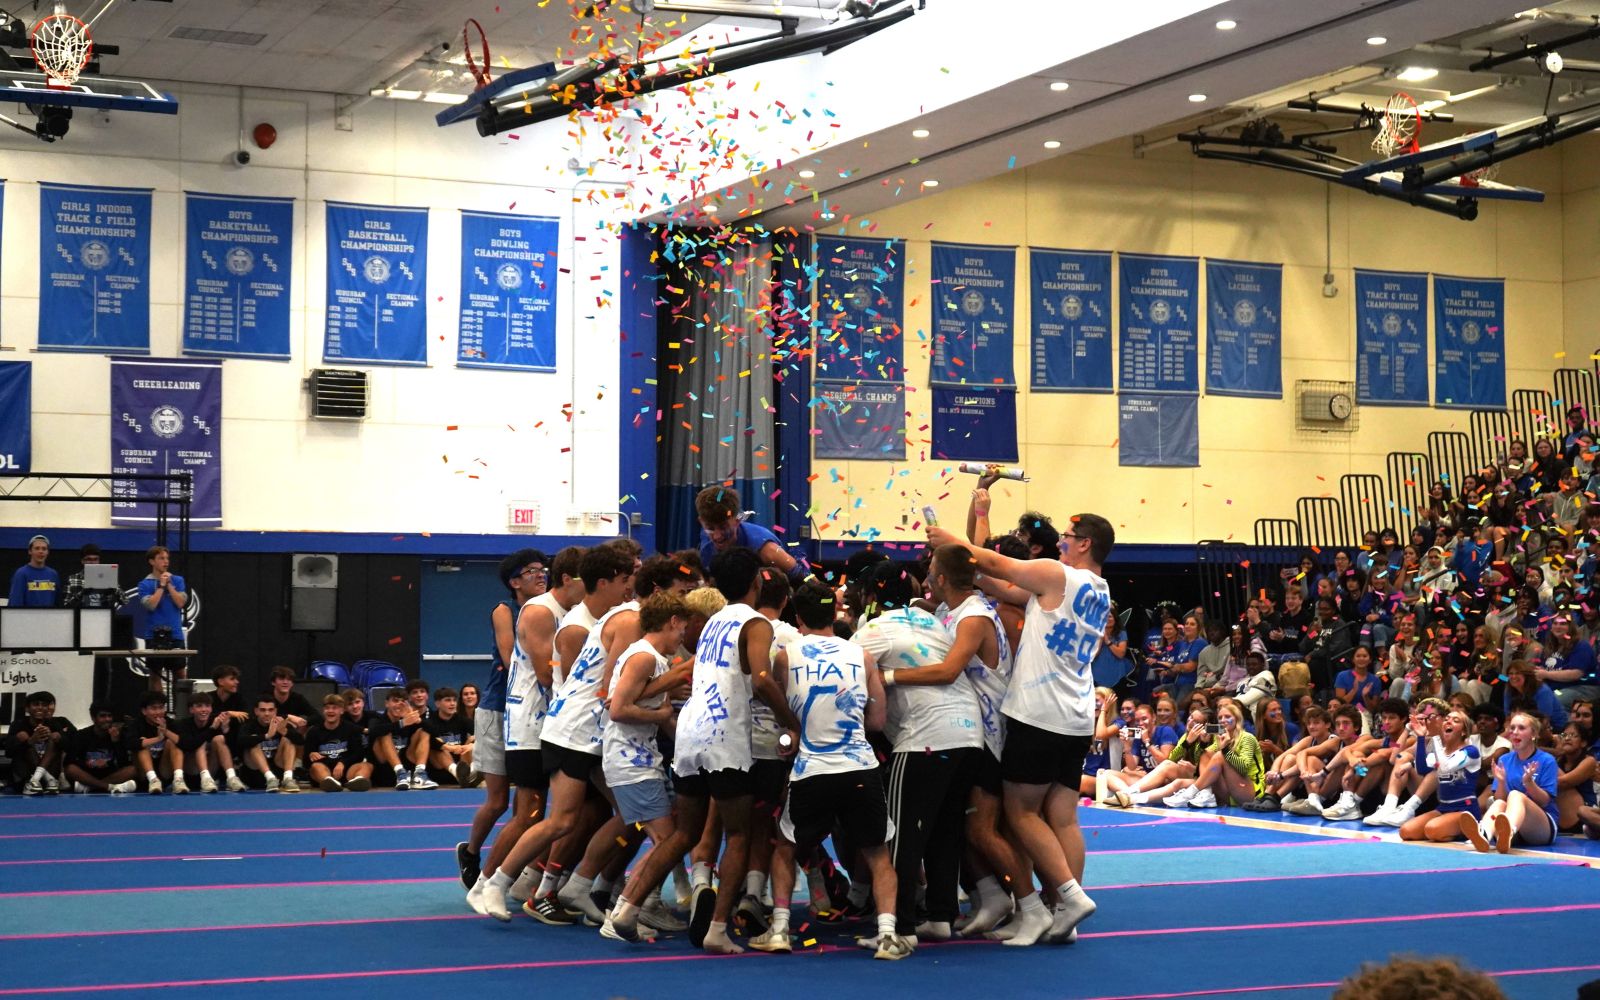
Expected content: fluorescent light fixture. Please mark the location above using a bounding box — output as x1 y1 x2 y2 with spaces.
798 169 816 178
1188 93 1207 103
1043 140 1062 149
1396 66 1438 83
911 128 930 138
922 179 939 187
1366 35 1388 46
1049 80 1070 92
1215 19 1236 30
370 87 466 105
820 211 837 220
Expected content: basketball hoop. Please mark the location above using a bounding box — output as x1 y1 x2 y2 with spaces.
31 4 93 88
1458 161 1500 188
1372 91 1421 158
463 18 492 90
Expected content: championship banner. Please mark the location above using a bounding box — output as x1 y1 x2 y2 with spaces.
1355 269 1428 406
1205 258 1282 398
1434 275 1505 410
1119 394 1200 467
931 386 1018 462
815 236 905 382
813 380 905 460
182 192 294 360
931 242 1015 386
1029 248 1112 393
1119 253 1198 393
39 183 152 354
457 211 559 371
111 357 222 527
0 360 29 474
324 202 429 366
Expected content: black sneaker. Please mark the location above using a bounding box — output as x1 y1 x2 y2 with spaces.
525 896 582 926
1241 795 1280 813
734 892 769 936
456 842 480 889
821 861 851 911
688 884 716 948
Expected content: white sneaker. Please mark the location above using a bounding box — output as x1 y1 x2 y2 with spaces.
41 772 59 795
1362 806 1396 827
22 774 41 796
146 778 163 795
1321 794 1362 822
639 897 689 933
199 772 218 794
110 780 137 794
1382 804 1417 827
412 768 438 790
225 774 247 792
171 774 190 795
73 781 91 794
279 773 300 793
1283 795 1321 816
394 768 411 790
749 926 793 953
1186 788 1218 809
265 773 281 792
1166 785 1198 807
874 934 914 960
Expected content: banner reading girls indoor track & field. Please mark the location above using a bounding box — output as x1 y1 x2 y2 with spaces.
1205 259 1282 398
1119 254 1198 394
815 237 905 382
457 211 559 371
1355 269 1428 406
39 183 151 354
0 360 30 474
813 381 905 460
1433 275 1505 410
1029 248 1112 393
183 193 294 360
931 242 1015 386
324 202 429 366
110 358 222 527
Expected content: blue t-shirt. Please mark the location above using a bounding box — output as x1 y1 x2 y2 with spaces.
1170 638 1208 689
136 574 186 641
1151 724 1180 749
480 597 516 713
8 564 59 608
1504 683 1568 732
1284 720 1301 745
1497 747 1560 825
1550 641 1599 686
1335 669 1383 710
700 520 783 572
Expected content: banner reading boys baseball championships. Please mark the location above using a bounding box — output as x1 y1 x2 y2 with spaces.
110 358 222 527
1355 269 1428 406
931 242 1015 386
0 360 30 474
324 202 429 366
1433 274 1506 410
1119 253 1198 394
183 192 294 360
815 237 905 382
39 183 152 354
813 380 905 460
1206 259 1283 398
457 211 559 371
1029 248 1112 393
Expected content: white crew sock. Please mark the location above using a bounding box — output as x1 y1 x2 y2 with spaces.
877 912 897 938
145 770 159 784
1056 878 1087 901
559 873 594 906
612 898 640 925
1403 794 1423 812
174 769 185 782
224 767 237 779
745 871 766 898
593 872 613 895
1307 792 1324 809
691 861 714 890
488 869 514 891
1381 794 1399 811
536 867 562 899
770 904 791 933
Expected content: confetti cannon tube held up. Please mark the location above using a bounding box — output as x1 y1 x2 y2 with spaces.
959 462 1029 482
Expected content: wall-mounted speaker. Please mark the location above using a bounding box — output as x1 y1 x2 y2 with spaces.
289 553 338 631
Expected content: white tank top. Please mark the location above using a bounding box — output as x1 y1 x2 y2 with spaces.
943 593 1013 758
554 599 600 689
673 602 761 776
602 638 670 788
1003 563 1109 737
543 601 637 755
752 618 800 761
504 596 549 751
785 634 876 780
854 606 980 753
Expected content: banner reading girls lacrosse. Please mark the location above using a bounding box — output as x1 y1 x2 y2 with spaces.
1355 269 1428 406
1433 275 1505 410
39 183 152 353
324 202 428 366
183 193 294 360
111 358 222 527
1205 258 1283 398
457 211 559 371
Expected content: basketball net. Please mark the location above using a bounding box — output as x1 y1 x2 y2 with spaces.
30 0 118 88
1372 92 1421 158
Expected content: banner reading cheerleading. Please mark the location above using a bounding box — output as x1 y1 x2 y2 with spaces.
457 211 559 371
324 202 429 366
183 192 294 360
111 358 222 527
1029 248 1112 393
39 183 152 354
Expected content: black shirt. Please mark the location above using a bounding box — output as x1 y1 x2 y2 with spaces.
271 691 316 723
211 688 249 720
67 726 130 772
424 712 471 749
174 717 219 753
344 710 385 750
238 716 288 758
304 720 366 765
133 716 174 756
8 715 75 754
1268 608 1313 654
371 714 422 753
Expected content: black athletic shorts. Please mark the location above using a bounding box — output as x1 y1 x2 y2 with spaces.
543 744 601 783
1000 719 1090 788
505 748 548 790
787 769 889 849
673 766 753 801
751 758 790 809
971 746 1004 796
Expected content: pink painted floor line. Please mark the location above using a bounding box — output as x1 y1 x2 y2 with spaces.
0 911 479 942
0 803 478 820
0 845 453 868
1074 962 1600 1000
1091 839 1357 856
0 861 452 897
0 822 466 840
1077 901 1600 941
1087 860 1581 891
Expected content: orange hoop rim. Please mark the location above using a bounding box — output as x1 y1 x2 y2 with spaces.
30 11 94 88
1374 91 1422 156
463 18 492 90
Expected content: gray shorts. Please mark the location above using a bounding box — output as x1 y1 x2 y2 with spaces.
473 709 506 777
611 776 671 825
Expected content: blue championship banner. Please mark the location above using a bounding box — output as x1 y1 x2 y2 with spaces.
815 237 904 382
39 183 152 354
1434 275 1505 410
324 202 429 366
931 386 1018 462
931 242 1015 386
0 360 29 474
1030 248 1112 393
1355 269 1428 406
1119 253 1198 393
183 192 294 360
813 380 905 460
1206 259 1282 398
111 358 222 527
1119 394 1199 467
458 211 559 371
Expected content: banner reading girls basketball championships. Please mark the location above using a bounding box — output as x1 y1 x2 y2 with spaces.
931 242 1015 386
1355 269 1428 406
39 183 151 353
1205 259 1283 398
1433 275 1505 410
110 358 222 527
183 193 294 360
1119 253 1198 394
815 237 904 382
324 202 428 366
457 211 559 371
0 360 30 474
1029 248 1112 392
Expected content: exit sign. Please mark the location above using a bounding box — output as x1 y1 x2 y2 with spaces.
508 502 540 532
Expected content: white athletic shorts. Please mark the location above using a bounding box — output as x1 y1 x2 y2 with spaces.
473 709 506 777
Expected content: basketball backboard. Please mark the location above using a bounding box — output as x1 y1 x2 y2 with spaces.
0 68 176 114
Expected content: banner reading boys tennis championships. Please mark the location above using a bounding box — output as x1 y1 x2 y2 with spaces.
324 202 428 366
1030 248 1112 392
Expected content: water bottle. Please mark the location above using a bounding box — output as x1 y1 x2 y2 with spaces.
959 462 1029 481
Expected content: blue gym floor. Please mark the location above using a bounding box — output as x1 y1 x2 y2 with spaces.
2 794 1598 1000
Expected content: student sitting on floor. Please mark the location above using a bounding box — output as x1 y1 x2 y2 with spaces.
237 695 300 792
405 678 433 722
63 702 137 794
130 691 181 794
1399 707 1481 843
341 687 384 756
1105 706 1210 806
303 693 371 792
1554 722 1598 833
1364 698 1448 828
423 686 478 786
1321 698 1412 822
370 689 436 790
267 666 314 770
10 690 74 795
1286 706 1364 817
1463 710 1559 852
1273 707 1342 815
1158 698 1265 809
171 692 242 793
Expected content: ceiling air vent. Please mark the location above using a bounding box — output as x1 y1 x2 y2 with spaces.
306 368 369 421
168 26 269 47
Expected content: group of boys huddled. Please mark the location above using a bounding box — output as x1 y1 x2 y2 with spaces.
452 484 1116 961
8 664 487 795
